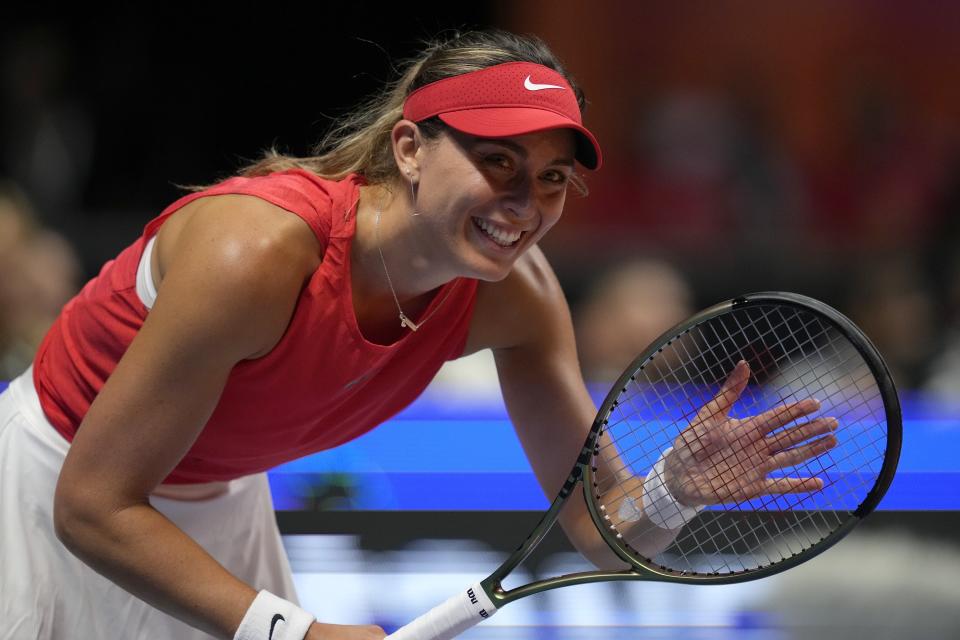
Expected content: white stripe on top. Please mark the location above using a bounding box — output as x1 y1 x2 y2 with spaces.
136 234 158 309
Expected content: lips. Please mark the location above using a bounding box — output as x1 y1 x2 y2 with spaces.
472 217 523 247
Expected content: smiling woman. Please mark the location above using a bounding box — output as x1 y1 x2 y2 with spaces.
387 126 580 286
0 29 612 640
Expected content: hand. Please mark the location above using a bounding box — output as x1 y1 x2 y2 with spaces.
306 622 387 639
664 360 838 507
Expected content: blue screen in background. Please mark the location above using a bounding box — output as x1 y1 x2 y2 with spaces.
267 386 960 511
3 378 951 510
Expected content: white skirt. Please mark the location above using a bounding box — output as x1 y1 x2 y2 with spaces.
0 368 299 639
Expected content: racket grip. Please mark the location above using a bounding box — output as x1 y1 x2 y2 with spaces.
385 582 497 640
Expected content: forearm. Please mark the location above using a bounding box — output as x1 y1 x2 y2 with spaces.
55 500 257 639
558 496 628 570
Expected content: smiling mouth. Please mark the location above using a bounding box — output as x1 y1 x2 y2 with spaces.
472 217 524 248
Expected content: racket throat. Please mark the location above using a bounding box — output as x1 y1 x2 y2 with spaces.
489 568 643 606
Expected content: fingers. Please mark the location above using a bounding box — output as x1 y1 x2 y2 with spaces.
766 417 839 453
749 431 837 498
697 360 750 423
749 397 822 436
768 433 838 471
763 476 825 494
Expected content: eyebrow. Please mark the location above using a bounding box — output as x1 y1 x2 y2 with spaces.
474 137 576 168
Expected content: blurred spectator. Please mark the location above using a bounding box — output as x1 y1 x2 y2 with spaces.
584 92 739 252
576 259 694 384
725 83 808 246
808 78 950 253
579 87 806 265
923 162 960 401
924 307 960 404
0 181 81 379
845 256 938 389
1 25 95 227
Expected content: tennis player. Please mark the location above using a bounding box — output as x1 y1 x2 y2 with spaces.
0 29 833 640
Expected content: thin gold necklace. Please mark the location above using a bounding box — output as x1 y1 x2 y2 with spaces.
374 208 453 332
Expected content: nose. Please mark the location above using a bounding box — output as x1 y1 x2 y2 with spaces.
502 177 536 221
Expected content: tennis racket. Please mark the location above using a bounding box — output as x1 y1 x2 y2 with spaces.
386 291 901 639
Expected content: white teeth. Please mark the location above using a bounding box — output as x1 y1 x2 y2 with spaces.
474 218 522 246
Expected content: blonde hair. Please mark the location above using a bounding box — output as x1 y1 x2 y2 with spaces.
181 30 589 193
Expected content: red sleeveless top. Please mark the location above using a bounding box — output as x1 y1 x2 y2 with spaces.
33 170 478 483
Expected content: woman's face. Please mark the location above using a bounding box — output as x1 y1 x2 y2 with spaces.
414 127 577 282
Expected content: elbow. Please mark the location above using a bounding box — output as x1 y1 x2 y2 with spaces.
53 485 85 551
560 515 630 571
52 482 108 556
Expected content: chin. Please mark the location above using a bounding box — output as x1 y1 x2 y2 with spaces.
476 266 515 282
461 257 515 283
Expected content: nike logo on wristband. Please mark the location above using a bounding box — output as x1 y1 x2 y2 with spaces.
523 75 564 91
269 613 285 640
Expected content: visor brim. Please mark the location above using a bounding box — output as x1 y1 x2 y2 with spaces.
438 108 602 170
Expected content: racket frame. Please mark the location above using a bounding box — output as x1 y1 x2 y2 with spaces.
479 291 902 608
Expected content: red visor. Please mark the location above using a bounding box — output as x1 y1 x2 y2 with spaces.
402 61 602 170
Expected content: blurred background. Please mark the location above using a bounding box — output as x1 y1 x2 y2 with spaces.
3 1 959 637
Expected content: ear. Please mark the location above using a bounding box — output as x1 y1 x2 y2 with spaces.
392 120 422 180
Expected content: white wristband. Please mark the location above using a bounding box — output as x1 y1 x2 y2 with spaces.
640 447 705 530
234 590 315 640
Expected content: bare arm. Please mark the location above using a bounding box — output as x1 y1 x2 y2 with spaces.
466 247 678 569
53 195 336 638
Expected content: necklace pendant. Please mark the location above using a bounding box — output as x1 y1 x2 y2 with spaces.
400 313 420 332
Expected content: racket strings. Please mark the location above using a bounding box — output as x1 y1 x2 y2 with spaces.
596 311 839 492
602 309 883 493
669 309 887 557
590 303 888 576
672 338 880 564
600 304 832 452
598 343 879 527
607 320 868 504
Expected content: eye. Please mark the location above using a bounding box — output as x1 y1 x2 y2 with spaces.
484 153 513 171
541 169 571 186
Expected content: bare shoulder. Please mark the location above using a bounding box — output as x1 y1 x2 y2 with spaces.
155 193 321 282
150 193 322 358
464 245 572 354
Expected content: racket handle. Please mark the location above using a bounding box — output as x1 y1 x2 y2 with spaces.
385 582 497 640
